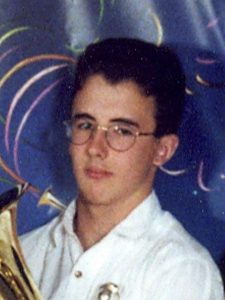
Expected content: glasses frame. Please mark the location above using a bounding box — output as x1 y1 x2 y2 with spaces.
63 119 155 152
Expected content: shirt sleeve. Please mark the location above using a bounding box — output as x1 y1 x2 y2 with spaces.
145 257 224 300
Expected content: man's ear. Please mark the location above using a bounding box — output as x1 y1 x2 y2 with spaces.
153 134 179 167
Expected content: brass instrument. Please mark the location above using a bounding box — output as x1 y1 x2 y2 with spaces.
38 187 66 211
0 184 120 299
0 184 66 300
0 183 43 299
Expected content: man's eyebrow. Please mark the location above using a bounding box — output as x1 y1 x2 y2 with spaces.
71 114 140 127
110 118 140 128
72 113 95 121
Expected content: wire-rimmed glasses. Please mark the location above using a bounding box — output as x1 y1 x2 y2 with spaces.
64 117 155 152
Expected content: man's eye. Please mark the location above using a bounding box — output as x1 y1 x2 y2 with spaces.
75 121 93 130
116 126 134 136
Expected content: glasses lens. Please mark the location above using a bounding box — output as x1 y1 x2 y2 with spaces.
107 125 135 151
65 119 93 145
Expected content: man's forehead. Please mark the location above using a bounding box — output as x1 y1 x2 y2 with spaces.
72 75 156 107
71 74 156 127
72 112 141 128
74 74 153 96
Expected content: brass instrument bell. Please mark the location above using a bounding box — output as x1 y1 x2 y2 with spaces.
0 183 43 300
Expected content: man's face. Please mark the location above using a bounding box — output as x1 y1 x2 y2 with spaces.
70 74 177 209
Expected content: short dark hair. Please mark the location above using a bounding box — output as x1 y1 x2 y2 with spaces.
74 38 186 137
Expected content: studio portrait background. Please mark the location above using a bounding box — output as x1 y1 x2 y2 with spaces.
0 0 225 277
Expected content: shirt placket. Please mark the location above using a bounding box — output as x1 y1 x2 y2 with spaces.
64 234 118 300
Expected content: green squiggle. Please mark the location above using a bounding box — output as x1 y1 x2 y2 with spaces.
0 176 14 186
98 0 105 25
66 37 100 55
0 26 29 46
66 44 84 55
0 112 5 124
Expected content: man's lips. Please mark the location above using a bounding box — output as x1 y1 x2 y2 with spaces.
84 167 113 179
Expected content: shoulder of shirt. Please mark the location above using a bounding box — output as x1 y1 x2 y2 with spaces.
150 209 211 259
141 208 224 295
19 213 62 254
143 208 222 279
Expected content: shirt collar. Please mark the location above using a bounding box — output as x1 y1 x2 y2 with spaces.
53 191 162 244
111 191 162 239
50 200 76 246
62 199 76 236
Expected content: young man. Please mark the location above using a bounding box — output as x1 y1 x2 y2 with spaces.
21 38 224 299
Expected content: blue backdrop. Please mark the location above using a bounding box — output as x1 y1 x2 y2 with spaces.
0 0 225 278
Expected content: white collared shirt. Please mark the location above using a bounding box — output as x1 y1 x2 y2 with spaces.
20 192 224 300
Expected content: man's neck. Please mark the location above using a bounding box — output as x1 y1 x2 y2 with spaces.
73 191 151 251
74 203 117 251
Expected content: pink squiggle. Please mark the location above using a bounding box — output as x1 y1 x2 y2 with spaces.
207 18 220 28
196 57 216 65
197 161 212 192
0 46 19 63
159 165 187 176
13 78 64 175
4 63 67 152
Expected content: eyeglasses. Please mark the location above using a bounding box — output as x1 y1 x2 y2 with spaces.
63 117 155 152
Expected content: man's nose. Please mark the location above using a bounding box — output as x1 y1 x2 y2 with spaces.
86 127 108 159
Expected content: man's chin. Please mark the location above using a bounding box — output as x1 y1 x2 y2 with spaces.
77 190 114 207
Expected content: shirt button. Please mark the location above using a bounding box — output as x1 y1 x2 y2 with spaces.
74 270 83 278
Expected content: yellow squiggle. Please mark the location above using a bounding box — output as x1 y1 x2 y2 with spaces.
196 74 211 87
185 87 195 95
0 54 76 88
0 26 29 46
196 73 224 88
149 12 163 46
